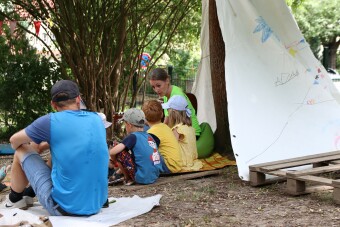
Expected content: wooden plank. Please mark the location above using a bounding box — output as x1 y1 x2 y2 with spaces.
292 175 333 186
249 170 287 186
304 185 333 194
267 170 287 177
332 179 340 187
287 178 306 195
258 154 340 172
333 188 340 205
329 160 340 165
249 150 340 170
251 176 287 187
312 162 329 168
286 164 340 177
249 171 266 186
288 185 334 196
113 169 222 191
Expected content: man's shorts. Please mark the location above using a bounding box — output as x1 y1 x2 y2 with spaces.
21 152 62 216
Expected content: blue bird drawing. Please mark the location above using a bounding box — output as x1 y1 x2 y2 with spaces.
253 17 273 43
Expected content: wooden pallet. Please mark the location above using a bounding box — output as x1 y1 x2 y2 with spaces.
249 150 340 204
112 169 223 191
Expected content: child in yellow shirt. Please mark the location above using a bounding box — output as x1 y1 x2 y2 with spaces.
142 100 182 173
162 95 202 171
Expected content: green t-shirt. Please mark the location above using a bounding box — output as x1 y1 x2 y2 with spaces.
163 85 201 136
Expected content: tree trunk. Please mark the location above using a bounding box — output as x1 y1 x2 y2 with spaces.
209 0 234 158
328 39 340 69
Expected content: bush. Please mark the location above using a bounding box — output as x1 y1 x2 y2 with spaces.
0 30 63 140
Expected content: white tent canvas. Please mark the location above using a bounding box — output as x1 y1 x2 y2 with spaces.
193 0 340 180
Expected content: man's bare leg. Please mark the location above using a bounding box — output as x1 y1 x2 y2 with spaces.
10 144 32 193
0 144 37 209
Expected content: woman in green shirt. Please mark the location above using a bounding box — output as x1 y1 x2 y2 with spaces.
149 68 201 138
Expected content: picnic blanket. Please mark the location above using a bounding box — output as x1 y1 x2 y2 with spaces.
0 195 162 226
199 152 236 171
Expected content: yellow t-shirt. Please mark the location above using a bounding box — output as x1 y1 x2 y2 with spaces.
148 123 182 173
172 123 202 172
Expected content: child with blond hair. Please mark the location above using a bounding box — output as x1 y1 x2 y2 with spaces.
142 100 182 173
162 95 202 171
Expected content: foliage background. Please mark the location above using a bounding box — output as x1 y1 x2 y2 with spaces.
0 23 62 140
0 0 338 141
288 0 340 71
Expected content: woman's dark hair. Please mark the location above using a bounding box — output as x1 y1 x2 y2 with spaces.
149 68 169 81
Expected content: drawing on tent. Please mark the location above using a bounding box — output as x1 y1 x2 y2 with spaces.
193 0 340 181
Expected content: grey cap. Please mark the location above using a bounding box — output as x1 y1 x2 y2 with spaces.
122 108 145 127
51 80 80 102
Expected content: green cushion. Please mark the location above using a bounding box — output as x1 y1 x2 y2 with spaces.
196 122 214 159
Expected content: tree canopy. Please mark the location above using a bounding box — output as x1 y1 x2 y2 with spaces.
290 0 340 69
0 0 200 136
1 1 199 102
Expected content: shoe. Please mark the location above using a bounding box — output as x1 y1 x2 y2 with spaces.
102 199 109 208
108 175 124 186
108 177 124 186
0 195 28 210
24 196 34 207
0 183 7 192
124 180 134 186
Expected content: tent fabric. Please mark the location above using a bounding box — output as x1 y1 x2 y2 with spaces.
192 0 217 132
194 0 340 181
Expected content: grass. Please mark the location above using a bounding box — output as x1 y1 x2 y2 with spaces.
174 184 217 202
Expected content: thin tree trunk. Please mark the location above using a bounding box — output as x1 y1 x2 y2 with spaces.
209 0 234 158
329 39 339 69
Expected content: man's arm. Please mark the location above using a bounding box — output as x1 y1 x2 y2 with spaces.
10 129 32 150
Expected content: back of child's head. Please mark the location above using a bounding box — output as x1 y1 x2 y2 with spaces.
162 95 192 127
142 100 163 123
122 108 145 128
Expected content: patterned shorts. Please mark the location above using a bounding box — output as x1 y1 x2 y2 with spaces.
116 150 135 181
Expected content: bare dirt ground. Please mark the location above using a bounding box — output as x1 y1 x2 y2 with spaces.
109 166 340 227
0 155 340 226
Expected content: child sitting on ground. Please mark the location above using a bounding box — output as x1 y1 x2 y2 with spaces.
162 95 203 171
142 100 182 173
109 108 164 185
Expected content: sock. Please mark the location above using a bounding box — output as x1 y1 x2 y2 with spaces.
23 186 36 198
9 188 23 203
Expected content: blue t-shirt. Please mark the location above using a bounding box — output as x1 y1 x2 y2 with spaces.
25 110 108 215
122 132 164 184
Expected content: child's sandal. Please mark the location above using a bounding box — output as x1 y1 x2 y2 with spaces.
108 174 124 185
124 180 134 186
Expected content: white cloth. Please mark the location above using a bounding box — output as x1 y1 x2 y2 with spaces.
0 194 162 226
195 0 340 180
192 0 217 132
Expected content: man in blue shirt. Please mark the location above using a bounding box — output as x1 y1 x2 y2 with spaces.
1 80 108 216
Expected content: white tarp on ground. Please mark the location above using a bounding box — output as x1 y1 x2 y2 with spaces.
0 195 162 226
193 0 340 181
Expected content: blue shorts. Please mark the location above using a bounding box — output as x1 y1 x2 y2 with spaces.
161 160 171 174
21 152 63 216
